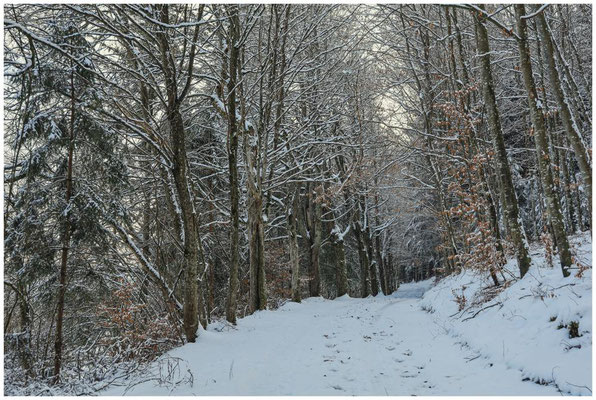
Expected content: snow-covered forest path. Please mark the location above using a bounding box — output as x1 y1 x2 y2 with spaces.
105 280 558 396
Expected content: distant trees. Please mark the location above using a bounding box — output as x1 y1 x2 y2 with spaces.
373 4 590 281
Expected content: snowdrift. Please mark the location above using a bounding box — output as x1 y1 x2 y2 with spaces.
421 232 592 395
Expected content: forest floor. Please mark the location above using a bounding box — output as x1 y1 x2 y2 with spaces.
104 230 593 397
102 287 555 395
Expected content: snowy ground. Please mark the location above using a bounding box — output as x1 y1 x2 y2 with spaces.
104 294 555 395
421 232 592 396
103 233 591 396
103 260 593 396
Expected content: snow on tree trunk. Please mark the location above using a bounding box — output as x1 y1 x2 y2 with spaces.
225 5 241 324
473 6 532 278
515 4 572 276
535 7 592 219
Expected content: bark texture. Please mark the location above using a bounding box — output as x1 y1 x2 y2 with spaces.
535 7 592 218
473 6 532 278
515 4 572 277
289 186 301 302
225 5 241 324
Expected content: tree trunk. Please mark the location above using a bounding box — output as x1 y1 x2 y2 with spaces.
330 223 349 298
473 6 532 278
53 66 75 383
387 250 396 292
247 184 267 312
244 121 267 312
570 161 587 230
14 281 34 378
156 5 203 341
352 214 370 298
375 232 387 295
364 223 379 296
535 7 592 218
225 5 240 324
515 4 572 277
289 186 301 302
557 131 577 233
170 110 200 342
310 185 322 297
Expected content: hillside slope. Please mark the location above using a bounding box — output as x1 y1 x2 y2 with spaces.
421 232 592 395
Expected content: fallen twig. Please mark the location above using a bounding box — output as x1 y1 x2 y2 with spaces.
462 302 503 322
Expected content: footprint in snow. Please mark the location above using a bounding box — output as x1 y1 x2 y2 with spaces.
401 369 422 377
400 372 418 378
403 350 412 356
331 385 345 391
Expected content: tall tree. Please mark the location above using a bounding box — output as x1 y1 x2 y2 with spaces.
514 4 572 277
224 4 241 324
535 6 592 218
473 5 532 278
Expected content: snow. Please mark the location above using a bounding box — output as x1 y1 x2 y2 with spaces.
390 278 434 299
521 4 549 19
330 223 350 242
100 265 588 395
420 231 592 395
